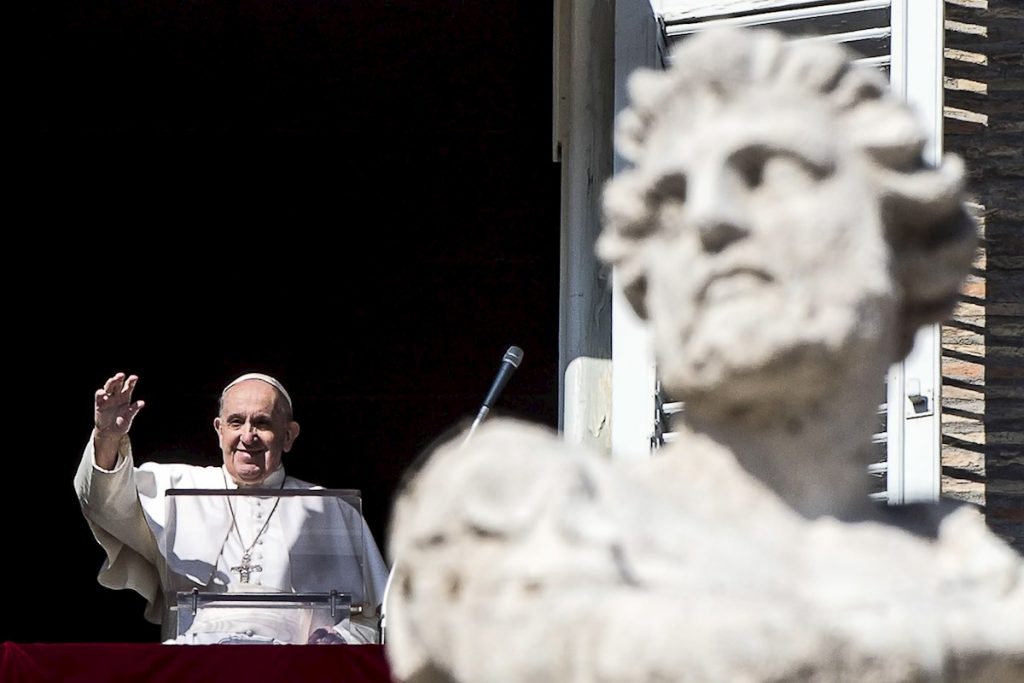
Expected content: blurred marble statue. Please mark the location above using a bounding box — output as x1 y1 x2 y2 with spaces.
386 29 1022 682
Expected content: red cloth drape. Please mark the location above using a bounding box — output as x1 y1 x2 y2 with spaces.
1 642 393 683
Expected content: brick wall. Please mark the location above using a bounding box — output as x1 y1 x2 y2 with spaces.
941 0 1023 552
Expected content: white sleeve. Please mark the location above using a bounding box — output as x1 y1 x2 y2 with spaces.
74 436 165 624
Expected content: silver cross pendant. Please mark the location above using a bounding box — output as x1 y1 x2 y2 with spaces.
230 552 262 584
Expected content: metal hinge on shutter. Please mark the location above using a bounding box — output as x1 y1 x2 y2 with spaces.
652 382 683 450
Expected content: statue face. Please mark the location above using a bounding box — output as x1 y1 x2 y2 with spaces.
639 96 897 409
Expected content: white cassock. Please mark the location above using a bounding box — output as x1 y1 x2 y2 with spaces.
74 437 390 644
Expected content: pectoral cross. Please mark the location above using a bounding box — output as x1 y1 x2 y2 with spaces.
230 552 262 584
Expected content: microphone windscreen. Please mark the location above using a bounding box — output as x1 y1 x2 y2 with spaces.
503 346 524 368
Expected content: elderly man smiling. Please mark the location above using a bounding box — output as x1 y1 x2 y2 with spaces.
75 372 388 644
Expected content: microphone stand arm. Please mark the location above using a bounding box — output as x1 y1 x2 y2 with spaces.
380 345 523 644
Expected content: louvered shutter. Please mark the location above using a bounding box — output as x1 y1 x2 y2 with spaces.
612 1 946 505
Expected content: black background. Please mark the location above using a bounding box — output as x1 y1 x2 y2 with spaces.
12 1 559 642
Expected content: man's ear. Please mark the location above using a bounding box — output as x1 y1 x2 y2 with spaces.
213 417 222 437
283 421 301 453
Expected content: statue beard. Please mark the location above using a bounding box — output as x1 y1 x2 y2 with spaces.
652 276 897 419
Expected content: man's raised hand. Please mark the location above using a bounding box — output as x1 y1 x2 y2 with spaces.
94 372 145 438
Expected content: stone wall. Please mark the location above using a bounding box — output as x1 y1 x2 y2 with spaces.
941 0 1023 552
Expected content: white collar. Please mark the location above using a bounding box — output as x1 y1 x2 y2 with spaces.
220 465 287 490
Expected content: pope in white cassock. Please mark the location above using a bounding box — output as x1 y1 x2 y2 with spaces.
74 372 390 644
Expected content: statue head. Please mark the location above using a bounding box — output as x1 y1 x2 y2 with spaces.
599 29 976 412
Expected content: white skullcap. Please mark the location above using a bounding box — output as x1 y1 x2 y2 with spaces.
222 373 294 412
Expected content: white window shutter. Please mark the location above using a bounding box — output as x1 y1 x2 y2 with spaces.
610 1 947 504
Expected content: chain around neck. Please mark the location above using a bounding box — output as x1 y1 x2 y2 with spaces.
221 469 287 558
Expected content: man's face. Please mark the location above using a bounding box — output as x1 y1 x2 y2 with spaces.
638 95 896 407
214 380 298 486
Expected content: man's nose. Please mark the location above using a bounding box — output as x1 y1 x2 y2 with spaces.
687 168 751 253
242 424 260 440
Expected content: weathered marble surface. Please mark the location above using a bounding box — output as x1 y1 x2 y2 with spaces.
386 29 1022 682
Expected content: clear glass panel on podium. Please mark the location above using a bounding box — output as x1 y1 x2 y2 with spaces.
162 488 373 644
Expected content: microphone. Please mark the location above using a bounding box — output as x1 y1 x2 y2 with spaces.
381 345 524 644
464 345 524 444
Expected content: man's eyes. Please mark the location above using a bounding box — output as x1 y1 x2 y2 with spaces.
227 419 272 428
253 420 272 429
